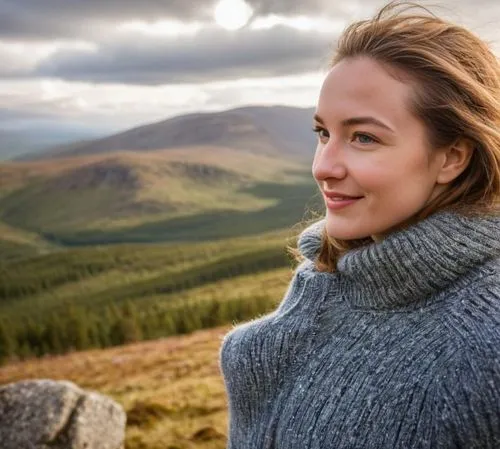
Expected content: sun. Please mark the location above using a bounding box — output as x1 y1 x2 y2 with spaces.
214 0 253 31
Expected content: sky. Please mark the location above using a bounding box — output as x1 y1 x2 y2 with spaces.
1 0 500 139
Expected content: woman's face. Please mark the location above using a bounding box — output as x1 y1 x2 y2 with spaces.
312 56 447 241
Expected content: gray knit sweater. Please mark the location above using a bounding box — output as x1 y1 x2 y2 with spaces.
218 211 500 448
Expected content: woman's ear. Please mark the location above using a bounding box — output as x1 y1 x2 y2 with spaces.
436 137 474 184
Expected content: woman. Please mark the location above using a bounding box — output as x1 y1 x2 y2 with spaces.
219 2 500 448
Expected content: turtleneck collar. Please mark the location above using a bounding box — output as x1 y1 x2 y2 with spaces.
297 211 500 310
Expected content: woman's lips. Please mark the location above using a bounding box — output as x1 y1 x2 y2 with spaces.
323 193 363 210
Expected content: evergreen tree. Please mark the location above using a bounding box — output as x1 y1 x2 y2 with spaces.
24 317 44 356
43 316 65 354
95 319 111 348
109 316 142 345
0 322 15 365
65 306 90 351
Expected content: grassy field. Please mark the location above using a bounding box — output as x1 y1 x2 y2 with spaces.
0 219 309 448
0 324 240 449
42 180 321 245
0 228 301 449
0 264 293 448
0 221 56 261
0 223 316 363
0 148 315 240
0 143 321 448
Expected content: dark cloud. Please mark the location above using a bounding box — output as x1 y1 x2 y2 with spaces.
34 26 337 85
246 0 368 17
0 0 215 40
0 0 498 88
247 0 326 16
0 0 391 40
0 0 361 41
1 0 498 41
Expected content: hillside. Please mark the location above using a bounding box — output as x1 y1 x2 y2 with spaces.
0 228 304 361
0 105 322 449
0 232 300 449
0 221 56 261
23 105 316 162
0 146 319 246
0 324 240 449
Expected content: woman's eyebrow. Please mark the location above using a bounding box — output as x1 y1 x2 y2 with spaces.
313 114 395 133
313 114 325 124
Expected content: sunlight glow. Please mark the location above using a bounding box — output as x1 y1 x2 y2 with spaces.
214 0 253 31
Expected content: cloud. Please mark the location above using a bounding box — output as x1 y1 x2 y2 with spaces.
34 26 338 85
0 0 498 134
0 0 387 41
0 107 55 124
1 0 499 42
0 73 321 132
246 0 373 18
3 0 498 87
0 0 216 40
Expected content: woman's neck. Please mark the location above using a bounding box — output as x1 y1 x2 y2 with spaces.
299 210 500 310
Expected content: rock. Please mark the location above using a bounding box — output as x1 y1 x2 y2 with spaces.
0 379 126 449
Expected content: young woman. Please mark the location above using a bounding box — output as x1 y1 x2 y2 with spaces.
219 2 500 448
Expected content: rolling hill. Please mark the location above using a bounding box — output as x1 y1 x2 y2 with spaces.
0 105 322 253
21 105 316 162
0 106 324 449
0 147 320 248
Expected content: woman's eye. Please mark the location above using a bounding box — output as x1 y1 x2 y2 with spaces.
352 132 377 145
312 127 329 140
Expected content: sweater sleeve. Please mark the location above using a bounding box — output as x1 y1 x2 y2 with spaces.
437 339 500 448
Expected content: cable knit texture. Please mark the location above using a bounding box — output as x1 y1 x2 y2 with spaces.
218 211 500 448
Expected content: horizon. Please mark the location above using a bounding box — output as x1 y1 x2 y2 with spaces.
0 103 315 161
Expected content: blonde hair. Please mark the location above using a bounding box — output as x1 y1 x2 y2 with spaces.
299 1 500 272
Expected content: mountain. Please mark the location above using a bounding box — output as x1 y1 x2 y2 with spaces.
0 105 322 251
23 105 316 162
0 147 319 247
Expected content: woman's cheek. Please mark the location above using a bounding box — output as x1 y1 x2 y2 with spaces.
347 157 391 192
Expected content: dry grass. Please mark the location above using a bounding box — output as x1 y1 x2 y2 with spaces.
0 324 236 449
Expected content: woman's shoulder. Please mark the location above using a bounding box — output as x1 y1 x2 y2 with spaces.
444 256 500 347
218 258 335 350
460 256 500 300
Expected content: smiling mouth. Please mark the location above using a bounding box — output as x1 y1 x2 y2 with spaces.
329 195 362 200
323 194 363 210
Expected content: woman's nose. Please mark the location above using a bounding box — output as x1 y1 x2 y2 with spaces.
312 139 348 181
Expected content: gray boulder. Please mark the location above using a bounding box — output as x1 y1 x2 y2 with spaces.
0 379 126 449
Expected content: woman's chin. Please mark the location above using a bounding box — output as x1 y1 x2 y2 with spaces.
324 226 371 241
324 215 368 241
